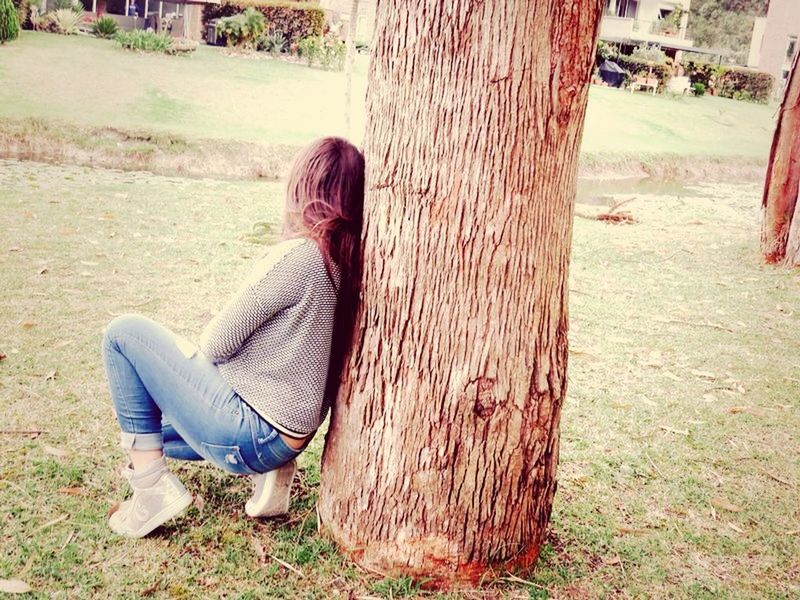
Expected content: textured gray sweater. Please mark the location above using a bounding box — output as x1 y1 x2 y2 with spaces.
199 237 339 436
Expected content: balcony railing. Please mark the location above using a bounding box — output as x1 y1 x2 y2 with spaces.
600 16 686 41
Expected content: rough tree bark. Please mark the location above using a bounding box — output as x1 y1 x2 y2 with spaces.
762 50 800 265
320 0 604 584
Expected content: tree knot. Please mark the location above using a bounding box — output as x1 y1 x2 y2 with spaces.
469 377 497 418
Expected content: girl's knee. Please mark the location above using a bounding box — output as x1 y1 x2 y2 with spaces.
103 313 150 347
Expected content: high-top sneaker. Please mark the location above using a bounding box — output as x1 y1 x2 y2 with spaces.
245 459 297 518
109 458 192 538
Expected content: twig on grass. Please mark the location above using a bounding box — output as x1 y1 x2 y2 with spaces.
61 530 76 550
294 508 316 543
575 196 638 224
140 577 163 597
34 514 68 532
501 573 552 592
608 197 636 213
267 554 305 578
659 425 689 436
763 470 794 487
644 452 664 478
353 560 390 579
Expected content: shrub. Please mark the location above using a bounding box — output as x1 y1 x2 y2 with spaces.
0 0 20 43
257 29 286 54
171 37 198 53
691 82 706 96
614 54 672 91
682 60 774 102
116 29 174 53
204 0 323 45
215 7 265 49
631 44 669 65
296 34 345 70
717 67 774 103
52 0 82 11
91 14 118 38
12 0 40 29
28 4 44 29
596 40 618 63
682 59 722 91
48 7 83 34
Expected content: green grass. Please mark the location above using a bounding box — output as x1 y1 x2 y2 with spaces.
0 31 777 162
1 160 798 598
582 86 774 159
0 31 369 147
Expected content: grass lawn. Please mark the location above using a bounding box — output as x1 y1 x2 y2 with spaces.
1 160 798 598
0 31 369 147
0 31 777 164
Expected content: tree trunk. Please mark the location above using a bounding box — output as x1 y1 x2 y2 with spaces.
319 0 604 585
762 50 800 265
343 0 360 137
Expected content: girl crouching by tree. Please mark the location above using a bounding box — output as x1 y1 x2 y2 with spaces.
101 137 364 537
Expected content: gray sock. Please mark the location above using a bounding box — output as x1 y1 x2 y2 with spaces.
130 457 168 489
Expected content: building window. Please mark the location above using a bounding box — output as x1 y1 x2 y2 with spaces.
786 36 798 64
781 35 799 84
604 0 638 18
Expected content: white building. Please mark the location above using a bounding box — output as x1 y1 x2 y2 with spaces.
600 0 694 50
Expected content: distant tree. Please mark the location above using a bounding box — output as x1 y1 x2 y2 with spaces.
688 0 768 63
762 51 800 265
0 0 20 44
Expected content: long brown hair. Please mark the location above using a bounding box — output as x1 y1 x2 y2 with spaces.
283 137 365 406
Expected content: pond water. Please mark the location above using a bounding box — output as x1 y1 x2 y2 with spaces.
576 176 721 206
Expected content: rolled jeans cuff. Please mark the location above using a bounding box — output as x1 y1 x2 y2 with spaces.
120 431 163 451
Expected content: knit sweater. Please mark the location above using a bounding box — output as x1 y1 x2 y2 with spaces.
198 237 339 437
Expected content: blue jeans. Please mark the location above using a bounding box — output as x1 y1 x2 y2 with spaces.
101 314 302 475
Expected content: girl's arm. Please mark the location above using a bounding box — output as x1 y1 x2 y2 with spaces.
198 239 307 363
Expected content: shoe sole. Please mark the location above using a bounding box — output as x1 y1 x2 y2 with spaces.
110 491 193 538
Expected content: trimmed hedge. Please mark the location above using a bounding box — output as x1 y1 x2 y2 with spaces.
204 0 324 45
681 60 775 103
717 67 775 103
614 54 672 91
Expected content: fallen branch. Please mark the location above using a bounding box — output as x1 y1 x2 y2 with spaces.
576 196 638 224
575 210 637 224
0 429 46 436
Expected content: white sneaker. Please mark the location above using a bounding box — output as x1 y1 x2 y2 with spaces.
109 469 192 538
245 459 297 518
